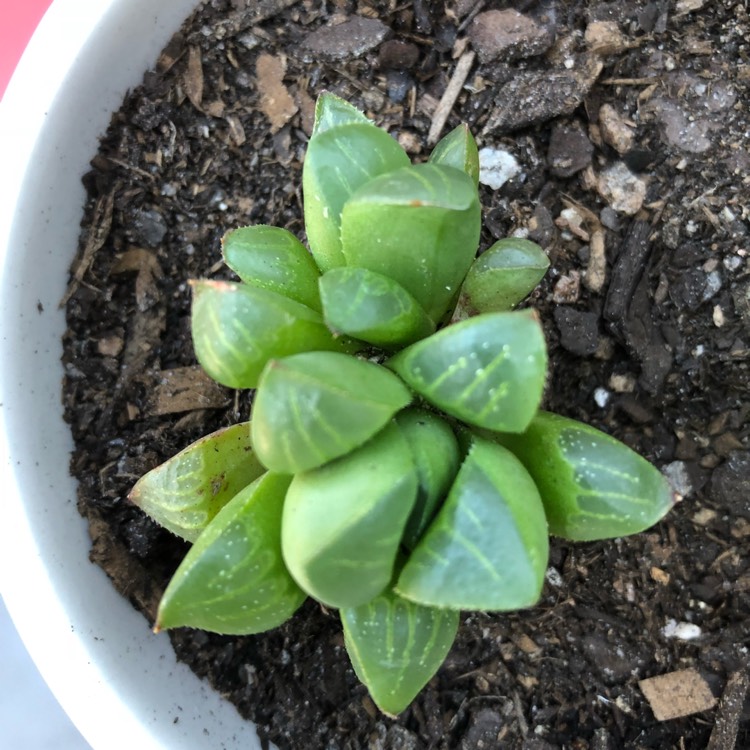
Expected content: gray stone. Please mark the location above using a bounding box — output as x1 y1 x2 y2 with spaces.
547 120 594 177
483 56 603 135
469 9 553 63
596 162 646 215
710 451 750 519
130 208 168 248
302 16 391 61
554 307 599 356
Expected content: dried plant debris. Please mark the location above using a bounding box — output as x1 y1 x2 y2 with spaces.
61 1 750 749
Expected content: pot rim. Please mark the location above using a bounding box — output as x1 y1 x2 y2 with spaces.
0 1 263 748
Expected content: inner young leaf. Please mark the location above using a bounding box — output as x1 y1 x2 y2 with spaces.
396 435 549 611
251 351 412 474
281 423 418 609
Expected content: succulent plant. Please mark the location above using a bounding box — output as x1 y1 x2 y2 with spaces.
131 93 675 716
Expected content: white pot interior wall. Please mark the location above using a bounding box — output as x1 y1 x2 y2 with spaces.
0 1 264 748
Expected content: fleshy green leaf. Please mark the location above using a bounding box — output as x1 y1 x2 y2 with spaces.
493 411 677 541
282 423 418 608
429 124 479 186
312 91 371 135
341 587 458 716
303 122 409 272
251 351 412 474
319 267 435 348
190 280 355 389
396 436 549 611
387 310 547 433
129 422 264 542
462 238 549 313
396 409 460 550
222 225 322 311
340 163 481 322
156 473 306 635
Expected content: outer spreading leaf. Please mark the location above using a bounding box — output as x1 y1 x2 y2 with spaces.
222 225 322 311
341 587 459 716
340 163 481 322
251 351 412 474
156 473 306 635
303 122 409 272
387 310 547 433
191 280 354 389
282 423 418 608
429 124 479 186
462 238 549 313
396 436 549 611
396 409 460 550
319 267 435 348
494 411 677 541
129 422 263 542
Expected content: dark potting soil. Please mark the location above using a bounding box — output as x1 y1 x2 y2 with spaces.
62 1 750 748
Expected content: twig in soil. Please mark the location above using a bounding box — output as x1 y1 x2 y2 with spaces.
60 189 116 307
457 0 488 33
707 670 749 750
427 51 476 145
601 77 662 85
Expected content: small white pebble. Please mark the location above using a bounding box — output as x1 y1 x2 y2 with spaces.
663 461 693 498
713 305 725 327
545 567 563 587
594 387 610 408
723 255 742 271
662 619 702 640
478 147 520 190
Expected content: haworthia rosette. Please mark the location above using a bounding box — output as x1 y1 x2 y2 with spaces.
222 225 322 311
462 237 549 313
303 122 409 272
319 267 435 348
341 587 459 716
251 351 412 474
387 310 547 433
190 280 355 389
340 163 481 322
396 409 461 550
129 422 264 542
156 473 306 635
428 124 480 187
282 423 418 609
396 436 549 611
494 411 677 541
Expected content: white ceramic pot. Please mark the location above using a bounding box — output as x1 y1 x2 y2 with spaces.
0 2 263 748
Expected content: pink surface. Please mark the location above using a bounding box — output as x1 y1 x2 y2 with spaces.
0 0 55 100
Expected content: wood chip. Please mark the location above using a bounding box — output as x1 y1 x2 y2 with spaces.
150 366 230 416
225 114 246 146
184 46 205 111
512 633 542 656
427 50 475 145
639 669 717 721
60 190 115 306
294 86 316 136
256 53 298 133
707 671 749 750
585 228 607 293
111 247 164 312
650 566 670 585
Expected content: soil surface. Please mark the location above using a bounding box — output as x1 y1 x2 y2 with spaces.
62 1 749 748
